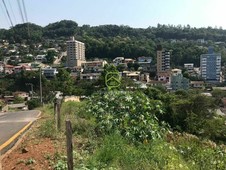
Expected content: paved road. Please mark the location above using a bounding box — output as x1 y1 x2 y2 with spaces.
53 51 66 64
0 110 40 146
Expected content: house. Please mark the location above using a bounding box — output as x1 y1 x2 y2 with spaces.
113 57 125 66
147 80 169 88
13 65 32 73
13 91 29 100
138 56 152 63
140 73 150 83
4 65 14 74
157 71 170 82
124 58 135 65
184 63 194 73
190 81 204 88
35 55 46 62
122 71 141 80
138 56 152 72
81 60 107 72
42 67 58 78
80 73 101 80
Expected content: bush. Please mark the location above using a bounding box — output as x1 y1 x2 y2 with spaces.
87 90 168 143
27 99 41 110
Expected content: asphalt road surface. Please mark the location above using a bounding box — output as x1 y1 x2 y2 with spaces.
0 110 40 146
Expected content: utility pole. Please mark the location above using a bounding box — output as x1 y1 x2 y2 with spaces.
39 67 43 105
26 83 33 99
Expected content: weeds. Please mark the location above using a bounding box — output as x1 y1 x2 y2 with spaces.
39 119 56 138
25 158 35 165
40 100 226 170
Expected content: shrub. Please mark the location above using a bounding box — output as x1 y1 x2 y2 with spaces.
27 99 41 110
87 90 168 143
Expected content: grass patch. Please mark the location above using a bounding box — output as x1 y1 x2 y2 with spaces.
39 119 57 138
85 133 189 170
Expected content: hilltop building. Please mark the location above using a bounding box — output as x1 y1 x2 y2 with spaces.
200 47 221 83
66 37 85 67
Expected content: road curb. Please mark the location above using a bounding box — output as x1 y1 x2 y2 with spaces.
0 110 42 155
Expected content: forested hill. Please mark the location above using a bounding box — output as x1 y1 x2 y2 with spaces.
1 20 226 66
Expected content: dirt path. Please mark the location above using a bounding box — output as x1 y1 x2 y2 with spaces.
1 116 59 170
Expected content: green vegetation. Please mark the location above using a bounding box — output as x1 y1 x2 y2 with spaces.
37 87 225 170
27 99 41 110
2 20 226 66
88 90 167 142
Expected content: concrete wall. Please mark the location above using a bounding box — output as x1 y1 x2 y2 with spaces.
64 96 80 102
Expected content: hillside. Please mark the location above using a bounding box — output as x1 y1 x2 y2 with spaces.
1 20 226 66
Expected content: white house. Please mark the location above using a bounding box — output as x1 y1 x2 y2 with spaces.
42 67 58 78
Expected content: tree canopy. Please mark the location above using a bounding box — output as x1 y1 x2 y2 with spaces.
1 20 226 66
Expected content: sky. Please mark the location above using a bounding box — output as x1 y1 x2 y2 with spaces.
1 0 226 29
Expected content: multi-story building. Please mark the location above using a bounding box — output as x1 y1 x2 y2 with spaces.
80 73 101 80
138 56 152 72
157 45 171 82
157 46 170 73
42 67 58 78
200 47 221 82
184 63 194 73
81 60 107 72
171 69 189 91
66 37 85 67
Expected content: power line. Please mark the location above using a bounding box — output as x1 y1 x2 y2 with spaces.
21 0 30 37
8 0 17 25
17 0 25 23
21 0 28 22
2 0 14 28
0 1 11 28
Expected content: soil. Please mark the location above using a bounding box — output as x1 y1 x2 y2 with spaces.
1 117 61 170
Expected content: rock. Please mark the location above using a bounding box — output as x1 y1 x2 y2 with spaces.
21 148 28 153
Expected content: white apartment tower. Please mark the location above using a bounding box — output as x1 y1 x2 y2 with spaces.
66 37 85 67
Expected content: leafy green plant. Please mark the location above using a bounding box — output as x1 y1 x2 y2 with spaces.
87 90 168 143
25 158 36 165
54 160 67 170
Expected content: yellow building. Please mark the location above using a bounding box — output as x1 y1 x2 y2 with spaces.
66 37 85 67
